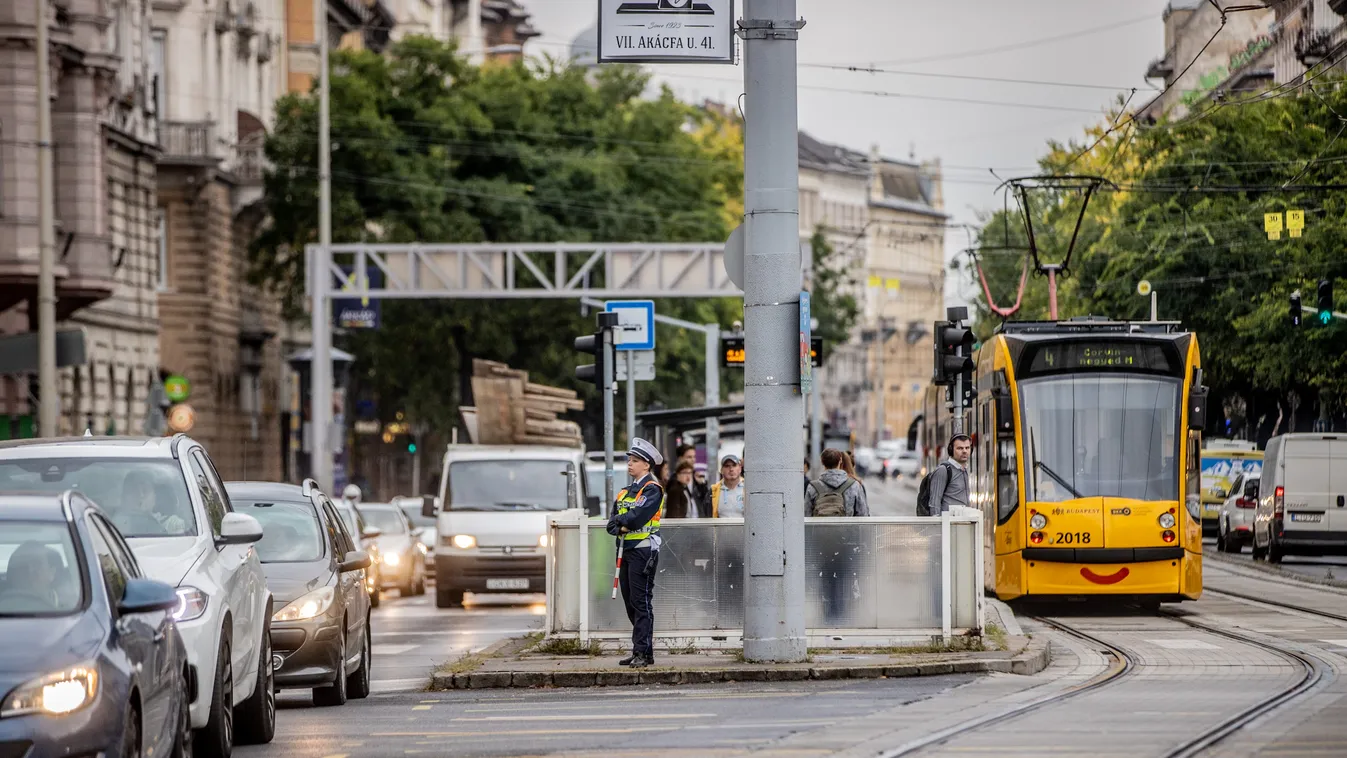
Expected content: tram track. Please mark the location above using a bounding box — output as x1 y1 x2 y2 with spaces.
878 608 1328 758
1203 585 1347 625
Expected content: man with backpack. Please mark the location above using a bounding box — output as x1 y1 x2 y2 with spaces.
806 448 870 517
917 434 972 516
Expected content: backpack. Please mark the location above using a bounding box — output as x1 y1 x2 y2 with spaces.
916 462 953 517
811 477 856 517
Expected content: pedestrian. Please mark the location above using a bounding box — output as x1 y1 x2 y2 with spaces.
606 438 666 668
676 444 711 516
841 451 868 502
664 461 698 519
709 454 745 518
805 448 870 517
917 434 972 515
804 457 811 497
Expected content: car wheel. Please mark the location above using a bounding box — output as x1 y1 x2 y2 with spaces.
347 622 371 699
312 632 348 707
234 620 276 745
122 700 141 758
414 565 426 596
436 587 464 608
1268 537 1284 564
1252 534 1267 560
171 669 193 758
194 635 233 758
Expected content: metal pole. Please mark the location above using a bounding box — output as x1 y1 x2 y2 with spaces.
35 0 57 437
625 351 636 450
704 324 720 482
1046 266 1059 321
1150 290 1158 322
940 509 952 642
309 0 334 491
952 343 965 436
741 0 806 663
603 327 615 508
411 447 421 495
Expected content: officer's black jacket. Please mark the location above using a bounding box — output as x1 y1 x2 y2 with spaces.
606 473 663 537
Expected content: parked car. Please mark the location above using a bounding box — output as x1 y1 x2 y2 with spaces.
358 503 427 597
1216 473 1260 553
891 451 921 479
1253 433 1347 563
332 502 383 608
0 490 192 758
396 497 437 578
0 435 275 756
226 480 373 707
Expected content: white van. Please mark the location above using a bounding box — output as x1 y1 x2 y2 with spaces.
1252 433 1347 562
424 445 597 607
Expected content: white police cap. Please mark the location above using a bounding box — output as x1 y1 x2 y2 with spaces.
627 438 663 466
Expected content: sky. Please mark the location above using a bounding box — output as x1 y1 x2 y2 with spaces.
519 0 1174 308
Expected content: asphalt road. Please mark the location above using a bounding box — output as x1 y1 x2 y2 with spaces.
861 475 917 517
1203 536 1347 581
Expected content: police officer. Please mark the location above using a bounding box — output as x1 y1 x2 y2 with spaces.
607 438 665 668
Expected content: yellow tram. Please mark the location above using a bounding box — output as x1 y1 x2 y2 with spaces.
921 317 1206 603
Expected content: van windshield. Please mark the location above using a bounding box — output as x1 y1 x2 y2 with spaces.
448 460 570 511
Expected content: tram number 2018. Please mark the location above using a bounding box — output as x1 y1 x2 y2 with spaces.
1053 532 1091 545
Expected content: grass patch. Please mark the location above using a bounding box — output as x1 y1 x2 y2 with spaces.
437 652 485 675
984 623 1009 651
661 637 700 655
730 648 747 663
807 637 986 656
533 637 603 656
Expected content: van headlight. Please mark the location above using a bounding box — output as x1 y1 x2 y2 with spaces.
383 552 400 567
272 587 335 622
1 665 99 717
448 534 477 549
538 534 550 548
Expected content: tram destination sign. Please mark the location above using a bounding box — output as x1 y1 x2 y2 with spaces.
1026 340 1179 375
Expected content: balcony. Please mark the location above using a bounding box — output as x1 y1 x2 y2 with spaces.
1146 48 1175 80
158 121 220 165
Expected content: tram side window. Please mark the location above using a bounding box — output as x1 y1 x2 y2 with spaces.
997 437 1018 523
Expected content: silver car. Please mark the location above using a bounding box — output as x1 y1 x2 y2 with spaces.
1216 473 1259 553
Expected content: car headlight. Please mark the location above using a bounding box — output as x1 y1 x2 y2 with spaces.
538 534 550 548
1159 512 1177 529
272 587 335 622
383 552 400 567
173 587 208 622
451 534 476 549
1029 513 1047 530
1 665 99 717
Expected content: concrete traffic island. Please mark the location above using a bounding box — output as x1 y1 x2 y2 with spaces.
427 630 1051 690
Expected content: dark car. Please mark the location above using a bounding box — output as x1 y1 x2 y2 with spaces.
226 480 373 707
0 490 191 758
332 501 383 608
357 503 427 597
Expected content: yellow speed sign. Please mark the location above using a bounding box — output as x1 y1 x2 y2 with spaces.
167 404 196 433
1137 280 1152 296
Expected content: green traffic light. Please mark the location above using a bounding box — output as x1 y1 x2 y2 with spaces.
408 443 417 453
1321 310 1333 325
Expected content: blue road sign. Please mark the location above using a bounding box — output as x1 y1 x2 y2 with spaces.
604 300 656 351
333 265 383 329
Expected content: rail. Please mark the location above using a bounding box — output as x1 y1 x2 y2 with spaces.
545 510 985 646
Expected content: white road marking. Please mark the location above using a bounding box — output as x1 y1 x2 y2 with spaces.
1319 639 1347 648
371 677 429 693
372 644 419 656
1145 639 1222 650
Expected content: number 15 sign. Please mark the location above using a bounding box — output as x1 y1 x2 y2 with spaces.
597 0 736 64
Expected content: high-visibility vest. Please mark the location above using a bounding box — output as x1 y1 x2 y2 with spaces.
615 480 665 541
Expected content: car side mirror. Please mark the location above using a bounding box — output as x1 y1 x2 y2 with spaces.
339 550 371 573
362 526 383 539
585 495 601 517
421 494 436 519
118 577 180 615
218 512 264 545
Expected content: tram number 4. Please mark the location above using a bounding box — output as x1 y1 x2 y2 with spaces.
1053 532 1092 545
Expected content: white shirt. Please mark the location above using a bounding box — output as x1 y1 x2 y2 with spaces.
717 480 745 518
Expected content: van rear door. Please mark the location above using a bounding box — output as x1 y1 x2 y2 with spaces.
1329 438 1347 533
1282 437 1333 533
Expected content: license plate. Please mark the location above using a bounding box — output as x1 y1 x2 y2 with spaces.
1290 513 1323 523
486 578 530 590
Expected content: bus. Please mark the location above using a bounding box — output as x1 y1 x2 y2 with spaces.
1199 442 1263 535
921 317 1206 604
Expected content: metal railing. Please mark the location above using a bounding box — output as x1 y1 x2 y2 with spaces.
546 510 984 645
157 121 217 162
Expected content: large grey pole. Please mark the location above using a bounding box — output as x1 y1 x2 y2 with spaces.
310 0 335 491
741 0 805 663
704 323 720 480
35 0 57 437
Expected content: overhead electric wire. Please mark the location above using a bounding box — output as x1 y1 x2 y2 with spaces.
862 13 1156 67
797 63 1143 92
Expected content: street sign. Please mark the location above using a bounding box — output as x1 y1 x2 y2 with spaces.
334 265 383 329
724 336 824 368
614 350 657 381
1137 280 1152 296
1264 212 1283 241
604 300 656 351
167 404 195 433
353 420 381 435
597 0 736 64
799 291 812 395
164 374 191 403
0 328 86 374
1287 209 1305 238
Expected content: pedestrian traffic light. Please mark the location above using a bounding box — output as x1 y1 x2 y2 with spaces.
933 320 975 386
1290 291 1302 327
575 312 618 390
1317 279 1334 325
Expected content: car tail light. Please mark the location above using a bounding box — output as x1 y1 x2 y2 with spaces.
1162 530 1176 543
1274 486 1285 517
1030 531 1044 544
1235 497 1255 509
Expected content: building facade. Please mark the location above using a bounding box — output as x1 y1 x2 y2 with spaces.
1139 0 1277 120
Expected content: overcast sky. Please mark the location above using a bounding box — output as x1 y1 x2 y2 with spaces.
521 0 1173 307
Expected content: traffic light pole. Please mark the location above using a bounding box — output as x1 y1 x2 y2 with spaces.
603 325 616 509
952 345 965 436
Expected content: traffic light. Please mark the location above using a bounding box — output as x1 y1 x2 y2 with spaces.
407 435 418 454
1290 291 1302 327
575 312 618 390
933 320 975 386
1317 279 1334 325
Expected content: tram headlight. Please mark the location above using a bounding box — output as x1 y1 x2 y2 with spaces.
1158 512 1176 529
1029 513 1047 530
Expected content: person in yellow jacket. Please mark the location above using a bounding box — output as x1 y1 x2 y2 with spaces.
606 438 665 667
708 454 745 518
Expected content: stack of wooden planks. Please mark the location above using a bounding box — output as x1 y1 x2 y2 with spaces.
463 359 584 447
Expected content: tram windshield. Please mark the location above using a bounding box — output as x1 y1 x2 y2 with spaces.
1019 374 1180 502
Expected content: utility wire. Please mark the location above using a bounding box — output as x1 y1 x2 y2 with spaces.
797 63 1141 92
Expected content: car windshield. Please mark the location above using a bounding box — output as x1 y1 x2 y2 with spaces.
399 506 435 529
360 507 406 535
449 459 571 511
1019 374 1181 502
0 521 83 616
232 500 325 562
0 459 196 538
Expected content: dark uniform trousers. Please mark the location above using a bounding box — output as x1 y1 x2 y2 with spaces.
619 544 659 659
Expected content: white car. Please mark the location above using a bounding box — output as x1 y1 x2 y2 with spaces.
0 435 275 757
1216 473 1259 553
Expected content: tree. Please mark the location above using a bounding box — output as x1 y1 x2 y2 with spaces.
808 228 860 345
251 39 743 439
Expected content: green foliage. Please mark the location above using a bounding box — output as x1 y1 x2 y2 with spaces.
808 228 860 345
251 39 743 437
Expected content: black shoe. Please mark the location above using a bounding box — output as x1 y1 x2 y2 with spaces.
618 655 636 666
629 656 654 669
